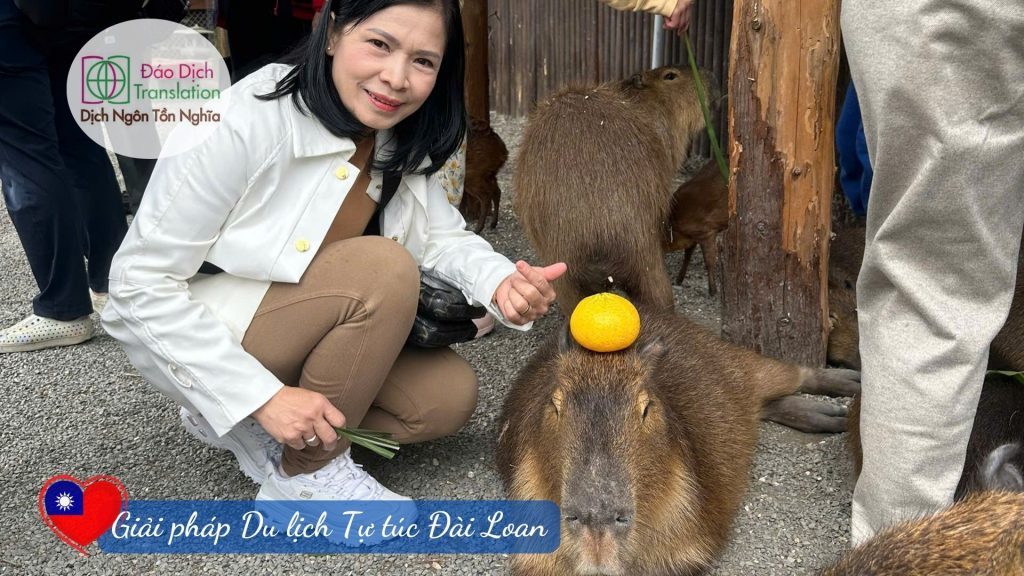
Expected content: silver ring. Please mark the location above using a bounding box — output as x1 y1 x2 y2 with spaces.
304 434 318 446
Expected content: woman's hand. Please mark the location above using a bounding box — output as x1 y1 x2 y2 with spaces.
664 0 694 33
493 260 568 325
251 387 346 451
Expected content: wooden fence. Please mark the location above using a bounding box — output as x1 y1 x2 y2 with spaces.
486 0 734 155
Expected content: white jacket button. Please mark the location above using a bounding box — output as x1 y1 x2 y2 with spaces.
295 239 310 252
335 166 349 180
168 363 192 388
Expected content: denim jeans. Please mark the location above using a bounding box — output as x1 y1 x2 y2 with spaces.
0 0 127 320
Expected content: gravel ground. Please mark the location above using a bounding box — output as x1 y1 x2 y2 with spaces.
0 114 853 575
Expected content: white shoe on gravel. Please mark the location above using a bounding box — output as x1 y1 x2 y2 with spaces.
180 407 282 485
0 314 94 353
257 448 409 502
256 448 414 546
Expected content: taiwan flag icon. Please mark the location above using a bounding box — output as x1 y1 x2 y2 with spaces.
43 480 85 516
39 475 128 555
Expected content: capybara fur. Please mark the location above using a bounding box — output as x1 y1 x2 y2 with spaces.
663 160 730 294
955 374 1024 498
825 226 865 370
822 444 1024 576
459 118 508 233
826 286 860 371
497 308 860 576
514 66 711 315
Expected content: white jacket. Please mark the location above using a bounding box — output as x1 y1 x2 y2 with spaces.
102 64 522 437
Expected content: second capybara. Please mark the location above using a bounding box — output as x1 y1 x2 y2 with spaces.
497 308 860 576
459 118 508 233
822 443 1024 576
514 66 712 315
663 160 730 294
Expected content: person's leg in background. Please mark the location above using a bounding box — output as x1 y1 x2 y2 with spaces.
842 0 1024 544
47 40 128 304
0 0 94 352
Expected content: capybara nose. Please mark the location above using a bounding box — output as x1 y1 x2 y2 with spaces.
563 503 634 530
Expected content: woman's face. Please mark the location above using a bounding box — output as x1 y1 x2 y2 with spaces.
327 4 446 131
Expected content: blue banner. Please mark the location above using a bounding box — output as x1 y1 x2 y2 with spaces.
98 500 560 554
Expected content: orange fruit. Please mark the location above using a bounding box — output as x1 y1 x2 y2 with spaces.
569 293 641 353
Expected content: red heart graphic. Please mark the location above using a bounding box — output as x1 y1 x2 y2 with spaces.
38 475 128 556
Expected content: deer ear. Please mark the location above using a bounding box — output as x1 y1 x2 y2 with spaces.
631 73 645 89
637 337 667 361
558 321 579 353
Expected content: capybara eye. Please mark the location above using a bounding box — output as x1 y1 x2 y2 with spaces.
664 72 679 80
642 401 651 419
551 388 564 416
615 515 630 525
565 515 579 523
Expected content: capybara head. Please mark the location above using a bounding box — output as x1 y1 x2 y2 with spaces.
620 65 717 169
526 330 695 575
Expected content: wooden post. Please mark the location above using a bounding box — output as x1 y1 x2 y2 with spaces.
462 0 490 122
721 0 841 366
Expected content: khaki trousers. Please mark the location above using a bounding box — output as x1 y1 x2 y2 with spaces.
842 0 1024 544
241 236 479 476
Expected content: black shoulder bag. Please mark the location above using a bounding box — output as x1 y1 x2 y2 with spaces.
367 172 487 348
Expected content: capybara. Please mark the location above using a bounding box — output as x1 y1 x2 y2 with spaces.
822 444 1024 576
663 160 729 294
514 66 712 315
459 118 508 233
497 308 860 576
826 285 860 371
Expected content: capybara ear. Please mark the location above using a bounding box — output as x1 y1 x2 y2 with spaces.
559 321 579 353
631 73 645 89
981 443 1024 492
637 337 667 361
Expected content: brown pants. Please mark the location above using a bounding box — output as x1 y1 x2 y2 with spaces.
241 237 479 476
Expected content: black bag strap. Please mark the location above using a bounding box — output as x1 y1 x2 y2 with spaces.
362 171 401 237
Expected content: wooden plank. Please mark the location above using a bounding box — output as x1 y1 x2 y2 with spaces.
721 0 841 365
463 0 490 122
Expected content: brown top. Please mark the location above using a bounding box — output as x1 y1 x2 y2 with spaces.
321 134 378 248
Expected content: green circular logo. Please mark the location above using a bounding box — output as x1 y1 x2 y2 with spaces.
85 59 128 102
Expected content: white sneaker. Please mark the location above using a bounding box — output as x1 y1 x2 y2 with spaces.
256 449 414 546
180 407 282 485
90 291 108 316
0 314 94 353
256 449 410 503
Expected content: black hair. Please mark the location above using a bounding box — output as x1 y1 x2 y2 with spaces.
257 0 466 176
